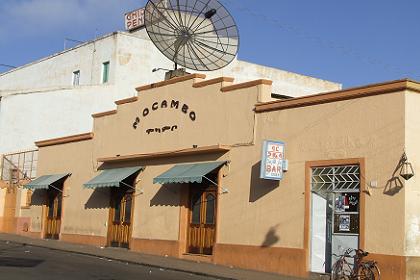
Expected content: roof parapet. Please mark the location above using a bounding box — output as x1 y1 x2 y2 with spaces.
221 79 273 92
193 77 234 88
92 110 117 118
115 96 138 105
255 79 420 113
36 132 93 148
136 73 206 92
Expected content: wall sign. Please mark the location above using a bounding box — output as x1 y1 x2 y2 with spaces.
125 8 145 31
132 99 196 135
260 140 285 180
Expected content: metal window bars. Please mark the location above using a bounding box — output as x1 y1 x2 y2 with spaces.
1 150 38 182
311 165 360 194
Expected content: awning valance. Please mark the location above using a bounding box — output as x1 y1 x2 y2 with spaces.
153 161 225 184
24 174 70 190
83 166 143 189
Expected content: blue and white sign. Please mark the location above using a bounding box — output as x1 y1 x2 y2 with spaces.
260 140 285 180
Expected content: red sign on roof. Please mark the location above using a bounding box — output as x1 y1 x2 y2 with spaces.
125 8 145 32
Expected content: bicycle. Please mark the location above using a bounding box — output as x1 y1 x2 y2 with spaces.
331 248 381 280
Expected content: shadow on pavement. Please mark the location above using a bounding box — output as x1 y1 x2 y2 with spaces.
0 257 44 267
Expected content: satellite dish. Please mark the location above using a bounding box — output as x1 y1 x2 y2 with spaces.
144 0 239 71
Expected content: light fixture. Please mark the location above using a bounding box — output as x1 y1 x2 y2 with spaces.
152 67 170 73
221 187 229 194
400 152 415 181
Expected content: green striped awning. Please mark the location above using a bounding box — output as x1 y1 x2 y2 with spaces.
24 174 70 190
153 161 225 184
83 166 143 189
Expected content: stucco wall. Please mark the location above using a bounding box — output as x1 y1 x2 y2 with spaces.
0 188 5 215
0 34 117 92
245 92 406 255
20 139 111 236
404 91 420 256
129 154 227 241
112 31 342 100
0 29 341 157
92 79 259 158
0 85 120 155
29 77 408 258
222 60 341 97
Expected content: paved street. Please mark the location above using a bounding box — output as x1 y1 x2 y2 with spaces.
0 241 222 280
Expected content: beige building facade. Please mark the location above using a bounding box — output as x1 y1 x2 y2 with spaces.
0 28 341 238
17 74 420 279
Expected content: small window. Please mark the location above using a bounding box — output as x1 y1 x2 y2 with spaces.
72 70 80 86
102 61 110 83
26 189 33 207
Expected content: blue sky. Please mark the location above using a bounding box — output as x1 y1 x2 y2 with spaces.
0 0 419 88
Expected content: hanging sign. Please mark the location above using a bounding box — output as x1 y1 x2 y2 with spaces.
260 140 285 180
125 8 145 31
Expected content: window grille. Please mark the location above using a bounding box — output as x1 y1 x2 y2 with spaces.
1 150 38 181
311 165 360 194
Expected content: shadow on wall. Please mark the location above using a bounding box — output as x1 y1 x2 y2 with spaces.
150 184 182 207
249 161 280 202
383 176 403 196
85 188 111 209
383 153 407 196
261 224 280 247
30 190 45 206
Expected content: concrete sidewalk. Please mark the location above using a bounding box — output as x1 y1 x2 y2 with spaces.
0 233 307 280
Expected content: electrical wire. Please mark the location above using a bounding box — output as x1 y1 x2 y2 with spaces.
222 0 416 80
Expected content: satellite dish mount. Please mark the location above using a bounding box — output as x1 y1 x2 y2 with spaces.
145 0 239 80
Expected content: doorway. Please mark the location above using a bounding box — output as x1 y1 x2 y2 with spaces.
44 188 62 239
3 168 19 233
187 175 217 255
310 165 360 273
107 187 134 248
3 186 17 233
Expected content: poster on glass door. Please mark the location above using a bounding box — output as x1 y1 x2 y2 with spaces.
335 193 359 212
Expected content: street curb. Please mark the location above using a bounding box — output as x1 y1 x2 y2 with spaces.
1 239 236 280
0 233 306 280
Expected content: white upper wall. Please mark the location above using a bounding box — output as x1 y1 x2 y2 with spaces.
101 29 342 98
0 29 341 97
0 85 120 155
0 28 341 155
0 33 119 93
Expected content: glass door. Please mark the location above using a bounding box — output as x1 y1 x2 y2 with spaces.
310 165 360 273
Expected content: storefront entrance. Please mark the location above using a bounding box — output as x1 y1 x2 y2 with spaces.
310 165 360 273
187 183 217 255
107 188 134 248
83 166 143 249
45 188 62 239
153 161 225 256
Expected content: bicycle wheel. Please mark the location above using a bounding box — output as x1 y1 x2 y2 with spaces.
358 262 381 280
331 260 350 280
358 265 374 280
370 263 381 280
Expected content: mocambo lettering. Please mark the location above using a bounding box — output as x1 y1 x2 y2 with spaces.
132 100 196 132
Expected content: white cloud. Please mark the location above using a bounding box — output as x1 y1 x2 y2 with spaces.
0 0 144 40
